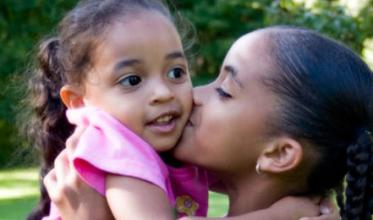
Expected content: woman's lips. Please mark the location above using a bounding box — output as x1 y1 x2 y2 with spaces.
186 119 194 127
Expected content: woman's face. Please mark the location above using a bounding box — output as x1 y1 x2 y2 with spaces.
174 31 277 174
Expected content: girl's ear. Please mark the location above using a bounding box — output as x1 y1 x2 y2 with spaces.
257 137 303 174
60 85 84 109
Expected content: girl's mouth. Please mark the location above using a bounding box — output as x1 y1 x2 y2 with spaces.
147 113 179 134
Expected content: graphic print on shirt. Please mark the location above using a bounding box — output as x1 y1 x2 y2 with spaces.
175 195 199 216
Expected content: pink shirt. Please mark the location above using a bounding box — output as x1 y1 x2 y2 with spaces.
44 107 208 219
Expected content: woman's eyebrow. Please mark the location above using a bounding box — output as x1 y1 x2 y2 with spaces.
224 65 244 88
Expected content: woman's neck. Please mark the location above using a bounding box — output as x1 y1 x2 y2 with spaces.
221 173 294 216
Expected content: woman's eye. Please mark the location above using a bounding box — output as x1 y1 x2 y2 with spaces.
119 75 142 87
215 87 232 98
167 67 186 80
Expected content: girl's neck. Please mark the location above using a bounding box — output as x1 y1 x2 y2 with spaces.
221 173 293 216
160 151 183 167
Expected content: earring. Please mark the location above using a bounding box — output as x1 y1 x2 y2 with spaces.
255 163 262 175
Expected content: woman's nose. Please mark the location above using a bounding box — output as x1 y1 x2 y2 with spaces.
193 85 209 106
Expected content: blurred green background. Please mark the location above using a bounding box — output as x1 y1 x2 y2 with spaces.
2 0 373 168
1 0 373 219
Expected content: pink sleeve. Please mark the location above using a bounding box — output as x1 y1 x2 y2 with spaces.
67 107 169 196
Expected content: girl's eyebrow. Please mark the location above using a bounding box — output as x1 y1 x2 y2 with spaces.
113 51 185 73
224 65 244 89
165 51 185 60
113 59 141 72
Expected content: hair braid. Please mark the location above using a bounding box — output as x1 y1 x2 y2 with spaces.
343 130 372 220
363 135 373 219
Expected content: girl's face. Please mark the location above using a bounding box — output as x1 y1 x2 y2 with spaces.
174 32 277 174
81 11 192 152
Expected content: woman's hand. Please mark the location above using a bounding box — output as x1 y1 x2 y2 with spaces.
271 196 341 220
43 126 114 220
299 197 341 220
269 196 321 220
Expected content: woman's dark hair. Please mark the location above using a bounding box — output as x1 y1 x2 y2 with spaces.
264 26 373 220
25 0 184 219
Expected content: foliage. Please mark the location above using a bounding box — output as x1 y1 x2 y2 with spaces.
1 0 373 167
175 0 373 81
0 0 76 167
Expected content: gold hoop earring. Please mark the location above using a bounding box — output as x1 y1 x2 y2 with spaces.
255 163 262 175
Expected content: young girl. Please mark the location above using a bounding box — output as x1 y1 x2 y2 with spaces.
26 0 329 219
31 0 202 219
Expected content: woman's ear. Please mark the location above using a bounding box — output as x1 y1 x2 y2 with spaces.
60 85 84 109
257 137 303 174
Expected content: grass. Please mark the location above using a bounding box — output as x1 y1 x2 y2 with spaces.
0 167 39 220
0 167 228 220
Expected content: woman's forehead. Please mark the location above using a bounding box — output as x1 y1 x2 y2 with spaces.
231 31 269 56
224 31 272 82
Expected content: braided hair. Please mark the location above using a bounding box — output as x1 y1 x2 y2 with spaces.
264 26 373 220
25 0 177 219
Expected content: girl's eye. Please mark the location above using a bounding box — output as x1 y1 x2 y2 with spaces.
119 75 142 87
215 87 232 98
167 67 186 80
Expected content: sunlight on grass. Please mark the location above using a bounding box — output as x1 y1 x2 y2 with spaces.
0 167 39 200
0 167 39 220
0 167 229 219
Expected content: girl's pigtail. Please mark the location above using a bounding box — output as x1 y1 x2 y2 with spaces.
26 38 74 220
343 130 373 220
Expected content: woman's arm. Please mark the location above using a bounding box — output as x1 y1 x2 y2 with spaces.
179 197 340 220
46 154 339 220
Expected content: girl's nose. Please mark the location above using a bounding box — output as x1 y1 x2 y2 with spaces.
150 82 174 104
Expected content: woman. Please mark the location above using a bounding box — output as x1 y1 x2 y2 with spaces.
174 26 373 219
174 26 372 219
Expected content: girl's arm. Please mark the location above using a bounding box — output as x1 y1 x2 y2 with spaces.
106 175 174 220
46 125 174 220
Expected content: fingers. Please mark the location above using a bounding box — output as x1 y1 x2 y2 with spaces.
309 195 322 205
44 149 70 205
44 168 57 200
299 213 341 220
319 197 337 214
54 149 70 187
299 200 341 220
66 125 86 158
